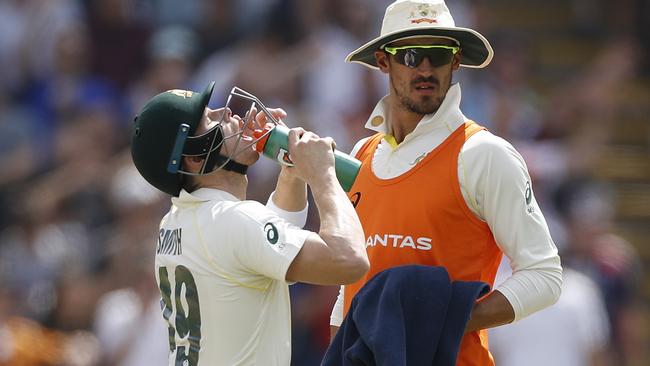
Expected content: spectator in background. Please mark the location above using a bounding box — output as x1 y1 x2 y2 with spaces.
93 161 168 366
459 34 544 143
0 94 39 229
127 25 200 114
195 0 242 59
9 50 125 333
24 20 123 168
542 40 640 167
0 0 29 93
8 0 83 90
490 259 612 366
0 204 102 366
301 0 388 153
554 178 645 365
86 0 151 90
0 206 58 323
145 0 203 28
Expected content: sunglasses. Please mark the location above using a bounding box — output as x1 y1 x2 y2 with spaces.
383 45 460 68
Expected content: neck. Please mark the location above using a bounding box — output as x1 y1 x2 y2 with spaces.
196 169 248 200
388 96 424 144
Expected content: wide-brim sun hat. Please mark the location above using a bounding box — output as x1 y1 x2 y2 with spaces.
347 0 493 69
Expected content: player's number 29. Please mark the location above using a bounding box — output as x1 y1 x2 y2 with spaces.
159 265 202 366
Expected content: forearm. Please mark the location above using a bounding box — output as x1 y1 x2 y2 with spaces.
496 265 563 321
272 167 307 212
464 290 515 333
330 325 339 342
311 172 365 259
284 172 367 285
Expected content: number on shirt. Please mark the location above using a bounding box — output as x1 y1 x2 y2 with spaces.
159 265 202 365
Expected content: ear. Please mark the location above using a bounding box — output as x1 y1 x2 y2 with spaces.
451 51 462 71
374 51 390 74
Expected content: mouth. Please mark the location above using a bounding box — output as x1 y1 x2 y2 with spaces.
413 82 437 92
235 116 254 138
236 128 256 148
240 134 254 142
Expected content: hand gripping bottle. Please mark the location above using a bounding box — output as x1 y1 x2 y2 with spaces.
253 124 361 192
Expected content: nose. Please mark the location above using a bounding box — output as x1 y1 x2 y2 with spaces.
234 115 246 129
210 107 233 121
415 56 435 75
207 107 222 121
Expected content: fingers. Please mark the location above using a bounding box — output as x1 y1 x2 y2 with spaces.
288 127 307 148
240 106 258 132
255 108 287 128
254 108 266 127
288 128 335 149
298 131 319 143
268 108 288 121
299 133 335 151
323 137 336 151
285 128 337 185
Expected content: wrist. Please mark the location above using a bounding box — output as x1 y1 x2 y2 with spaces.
464 291 515 333
307 168 339 192
278 177 303 190
278 167 304 185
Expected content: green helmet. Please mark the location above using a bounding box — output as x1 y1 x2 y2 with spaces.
131 82 216 196
131 83 282 196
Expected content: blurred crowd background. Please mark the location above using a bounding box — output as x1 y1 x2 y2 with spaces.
0 0 648 365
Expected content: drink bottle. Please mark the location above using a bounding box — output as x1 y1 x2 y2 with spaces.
253 125 361 192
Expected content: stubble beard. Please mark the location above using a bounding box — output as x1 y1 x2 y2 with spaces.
401 93 444 115
391 74 450 115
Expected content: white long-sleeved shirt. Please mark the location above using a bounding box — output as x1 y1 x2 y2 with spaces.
330 83 562 326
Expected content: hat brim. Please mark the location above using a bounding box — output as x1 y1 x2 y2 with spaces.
346 26 493 69
191 81 215 131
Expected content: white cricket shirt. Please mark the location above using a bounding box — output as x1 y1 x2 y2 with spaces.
331 83 562 325
155 188 309 366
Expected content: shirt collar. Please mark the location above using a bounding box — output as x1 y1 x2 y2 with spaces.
364 83 467 141
173 187 240 204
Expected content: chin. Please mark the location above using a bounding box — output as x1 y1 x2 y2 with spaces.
236 152 260 167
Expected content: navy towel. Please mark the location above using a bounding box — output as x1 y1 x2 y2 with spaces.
321 265 490 366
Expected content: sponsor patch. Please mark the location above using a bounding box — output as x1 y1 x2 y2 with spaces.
264 223 279 245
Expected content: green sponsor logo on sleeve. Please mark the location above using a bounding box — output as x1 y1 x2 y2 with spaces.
264 223 279 245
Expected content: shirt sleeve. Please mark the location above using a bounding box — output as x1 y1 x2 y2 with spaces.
265 191 308 228
330 285 345 326
460 130 562 321
228 202 310 282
